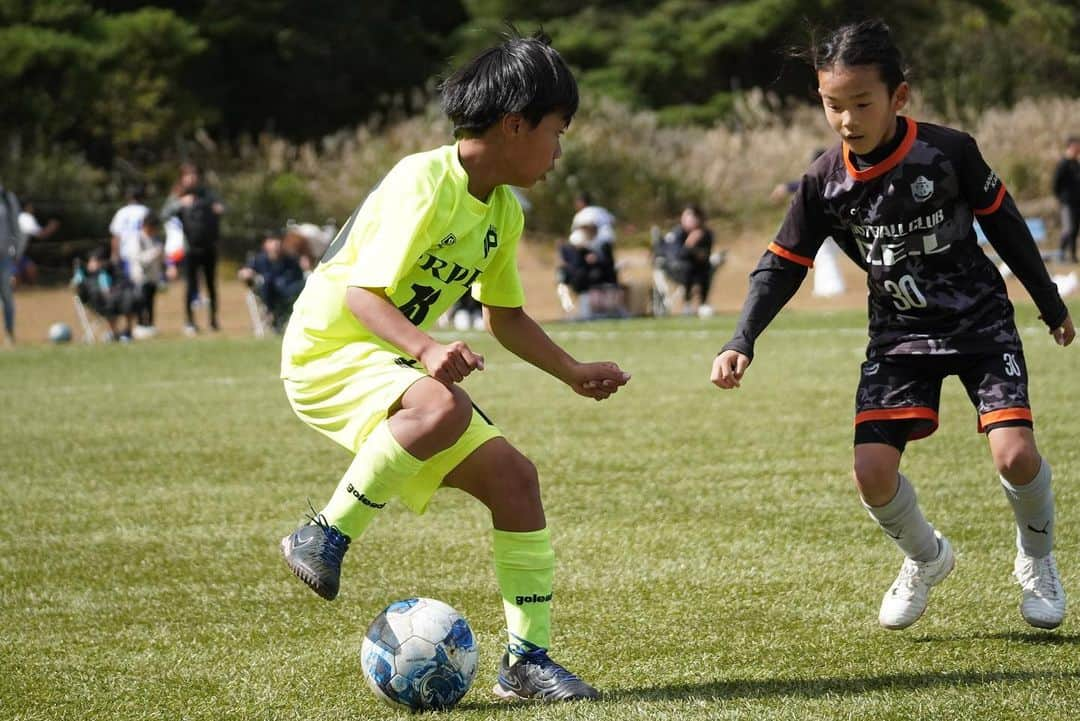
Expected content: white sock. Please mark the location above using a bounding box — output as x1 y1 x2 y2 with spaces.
1001 458 1054 558
863 473 939 562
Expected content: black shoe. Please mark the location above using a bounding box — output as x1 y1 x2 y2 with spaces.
493 648 599 702
280 511 350 600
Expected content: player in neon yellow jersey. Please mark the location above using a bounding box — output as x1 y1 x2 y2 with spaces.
279 31 629 702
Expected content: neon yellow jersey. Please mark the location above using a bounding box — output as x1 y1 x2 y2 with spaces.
282 144 525 369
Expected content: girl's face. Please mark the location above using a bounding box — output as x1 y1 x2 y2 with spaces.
817 64 908 156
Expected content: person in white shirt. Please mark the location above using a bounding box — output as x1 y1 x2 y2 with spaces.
570 192 616 252
109 184 150 280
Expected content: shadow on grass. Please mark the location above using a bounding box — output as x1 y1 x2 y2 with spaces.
456 669 1080 711
911 631 1080 645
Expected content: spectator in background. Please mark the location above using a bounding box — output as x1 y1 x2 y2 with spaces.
162 162 225 335
0 182 24 346
570 191 616 252
282 225 318 275
653 204 716 316
238 233 305 333
129 213 165 335
558 224 623 319
1053 136 1080 264
16 198 59 286
72 248 141 342
109 184 149 277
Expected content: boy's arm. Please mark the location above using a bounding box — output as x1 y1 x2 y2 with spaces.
345 286 484 384
485 305 629 400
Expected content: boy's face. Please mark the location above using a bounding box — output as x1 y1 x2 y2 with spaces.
818 64 908 157
503 112 567 187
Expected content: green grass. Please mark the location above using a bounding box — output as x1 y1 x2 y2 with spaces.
3 303 1080 720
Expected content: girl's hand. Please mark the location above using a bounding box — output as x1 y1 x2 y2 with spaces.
570 361 630 401
1052 314 1075 347
711 350 751 389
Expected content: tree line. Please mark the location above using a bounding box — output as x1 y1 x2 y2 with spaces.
3 0 1078 166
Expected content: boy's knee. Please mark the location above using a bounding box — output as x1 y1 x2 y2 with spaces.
504 452 540 498
416 383 473 437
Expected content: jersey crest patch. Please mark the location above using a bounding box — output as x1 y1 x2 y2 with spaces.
911 176 934 203
438 233 457 248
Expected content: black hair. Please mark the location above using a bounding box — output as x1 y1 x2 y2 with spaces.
684 203 706 220
127 183 146 202
1067 136 1080 146
811 19 906 94
440 30 578 139
576 191 593 206
141 212 161 229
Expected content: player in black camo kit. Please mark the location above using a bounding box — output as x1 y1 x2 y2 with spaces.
713 19 1075 631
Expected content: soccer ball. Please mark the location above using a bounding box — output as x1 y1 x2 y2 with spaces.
48 322 72 344
360 597 479 711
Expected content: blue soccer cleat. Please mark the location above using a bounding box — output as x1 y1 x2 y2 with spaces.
493 647 599 702
280 511 351 600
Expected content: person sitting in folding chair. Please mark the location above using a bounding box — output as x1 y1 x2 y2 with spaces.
72 248 142 342
556 225 625 319
651 204 724 317
238 233 305 334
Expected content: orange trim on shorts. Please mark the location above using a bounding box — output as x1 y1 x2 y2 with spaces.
978 407 1033 433
855 407 939 426
843 118 918 182
973 183 1007 216
767 241 814 268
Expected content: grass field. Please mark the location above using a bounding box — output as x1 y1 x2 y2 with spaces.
3 304 1080 720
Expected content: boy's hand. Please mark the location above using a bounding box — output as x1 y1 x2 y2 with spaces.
570 362 630 401
420 341 485 385
1052 315 1075 347
711 350 751 389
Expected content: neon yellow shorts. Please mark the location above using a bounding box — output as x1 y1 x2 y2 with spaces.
282 342 502 515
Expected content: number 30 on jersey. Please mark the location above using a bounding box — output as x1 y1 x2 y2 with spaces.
883 274 928 311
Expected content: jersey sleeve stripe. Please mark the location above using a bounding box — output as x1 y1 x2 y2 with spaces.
977 407 1032 431
843 118 919 182
973 183 1007 216
767 241 815 268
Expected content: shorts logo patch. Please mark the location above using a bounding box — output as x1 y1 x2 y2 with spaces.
863 362 880 376
911 175 934 202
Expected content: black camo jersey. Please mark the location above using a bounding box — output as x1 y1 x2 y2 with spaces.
723 117 1068 360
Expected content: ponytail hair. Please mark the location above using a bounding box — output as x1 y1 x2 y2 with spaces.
811 19 906 94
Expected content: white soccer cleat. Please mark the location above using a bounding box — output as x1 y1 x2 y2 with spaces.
1014 551 1066 629
878 531 955 630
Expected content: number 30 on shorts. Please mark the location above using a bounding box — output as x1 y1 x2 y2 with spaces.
1003 352 1022 377
883 274 927 311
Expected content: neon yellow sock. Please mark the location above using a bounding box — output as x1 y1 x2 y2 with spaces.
493 527 554 660
319 421 423 539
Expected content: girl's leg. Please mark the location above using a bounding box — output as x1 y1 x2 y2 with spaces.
855 436 953 630
855 441 939 562
987 425 1064 628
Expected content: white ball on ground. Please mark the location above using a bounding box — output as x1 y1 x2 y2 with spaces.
48 322 72 344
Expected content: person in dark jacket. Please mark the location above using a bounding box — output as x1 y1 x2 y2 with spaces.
1053 136 1080 264
162 162 225 334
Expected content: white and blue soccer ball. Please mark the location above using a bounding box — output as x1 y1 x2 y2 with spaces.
360 597 478 712
48 322 72 344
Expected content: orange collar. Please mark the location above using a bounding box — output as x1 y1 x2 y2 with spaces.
843 118 918 182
